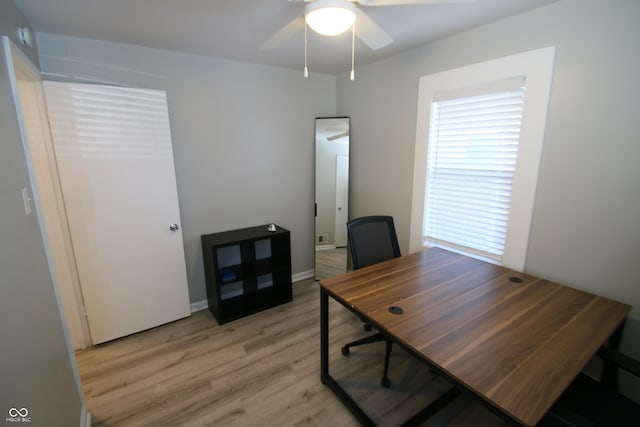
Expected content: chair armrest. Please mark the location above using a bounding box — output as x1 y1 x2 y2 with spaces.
597 347 640 378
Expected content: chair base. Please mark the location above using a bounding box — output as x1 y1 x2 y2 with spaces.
341 333 393 388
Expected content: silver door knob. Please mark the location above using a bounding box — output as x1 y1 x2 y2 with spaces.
169 224 180 232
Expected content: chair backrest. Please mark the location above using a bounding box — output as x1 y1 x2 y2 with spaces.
347 216 401 270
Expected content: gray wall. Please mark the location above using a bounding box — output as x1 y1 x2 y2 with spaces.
36 33 337 304
337 0 640 399
0 2 84 425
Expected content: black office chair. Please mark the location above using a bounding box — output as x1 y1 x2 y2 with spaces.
546 347 640 427
341 215 401 388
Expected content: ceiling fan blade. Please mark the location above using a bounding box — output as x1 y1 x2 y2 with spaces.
327 131 350 141
261 16 305 50
355 9 393 50
357 0 474 6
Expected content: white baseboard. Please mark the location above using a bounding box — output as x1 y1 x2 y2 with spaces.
190 299 208 313
292 269 315 282
79 406 91 427
315 245 336 251
189 269 316 313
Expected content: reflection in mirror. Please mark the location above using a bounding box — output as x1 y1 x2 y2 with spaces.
315 117 349 281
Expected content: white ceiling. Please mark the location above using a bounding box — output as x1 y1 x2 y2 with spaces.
15 0 557 74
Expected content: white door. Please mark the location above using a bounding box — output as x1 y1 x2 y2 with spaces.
43 81 191 344
334 155 349 247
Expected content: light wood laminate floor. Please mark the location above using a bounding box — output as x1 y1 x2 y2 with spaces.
76 279 508 426
315 247 348 281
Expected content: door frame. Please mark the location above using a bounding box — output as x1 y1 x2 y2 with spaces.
9 40 92 349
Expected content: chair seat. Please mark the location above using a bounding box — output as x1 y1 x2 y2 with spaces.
554 373 640 427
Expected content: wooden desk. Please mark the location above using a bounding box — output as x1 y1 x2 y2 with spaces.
319 248 631 426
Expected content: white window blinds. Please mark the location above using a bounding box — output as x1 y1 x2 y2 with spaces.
424 80 526 262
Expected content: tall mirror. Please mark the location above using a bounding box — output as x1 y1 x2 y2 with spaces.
315 117 350 280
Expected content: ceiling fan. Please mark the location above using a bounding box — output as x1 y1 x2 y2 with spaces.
263 0 473 52
324 126 350 141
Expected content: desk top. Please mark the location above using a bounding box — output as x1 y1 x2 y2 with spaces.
320 247 631 426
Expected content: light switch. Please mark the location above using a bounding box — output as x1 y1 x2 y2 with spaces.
17 27 32 47
21 187 32 215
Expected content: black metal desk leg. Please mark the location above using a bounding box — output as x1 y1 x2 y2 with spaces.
601 319 626 391
321 288 329 383
319 288 375 426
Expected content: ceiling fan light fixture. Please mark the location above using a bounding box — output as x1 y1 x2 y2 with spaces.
305 0 357 36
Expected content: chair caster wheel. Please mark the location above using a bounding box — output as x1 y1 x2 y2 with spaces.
381 377 391 388
364 323 372 331
341 346 350 356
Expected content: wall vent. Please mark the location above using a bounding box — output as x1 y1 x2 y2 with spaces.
317 234 329 243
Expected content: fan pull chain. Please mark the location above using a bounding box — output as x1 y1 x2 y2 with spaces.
350 22 355 81
304 20 309 78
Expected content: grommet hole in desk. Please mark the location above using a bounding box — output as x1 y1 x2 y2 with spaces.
389 306 404 315
509 276 524 283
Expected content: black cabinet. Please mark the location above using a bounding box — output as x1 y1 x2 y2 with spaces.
201 225 292 324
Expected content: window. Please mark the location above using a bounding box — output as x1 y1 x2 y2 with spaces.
410 47 555 271
425 80 526 263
